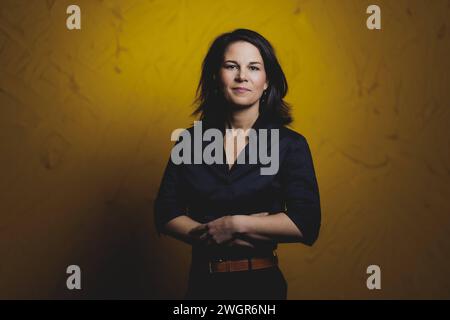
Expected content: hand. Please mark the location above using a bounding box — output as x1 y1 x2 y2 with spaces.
188 212 270 246
203 215 238 245
225 213 270 248
204 213 269 245
188 224 209 243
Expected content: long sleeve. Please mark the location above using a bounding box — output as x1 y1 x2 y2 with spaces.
153 151 188 236
280 134 321 246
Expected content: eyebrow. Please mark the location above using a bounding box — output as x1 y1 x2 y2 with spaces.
224 60 262 65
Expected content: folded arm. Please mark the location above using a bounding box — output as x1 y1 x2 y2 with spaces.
191 212 303 246
164 215 258 248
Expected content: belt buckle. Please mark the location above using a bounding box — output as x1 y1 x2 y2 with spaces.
208 258 224 273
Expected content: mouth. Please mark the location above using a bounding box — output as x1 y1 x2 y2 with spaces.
232 87 251 93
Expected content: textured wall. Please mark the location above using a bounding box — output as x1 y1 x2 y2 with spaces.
0 0 449 299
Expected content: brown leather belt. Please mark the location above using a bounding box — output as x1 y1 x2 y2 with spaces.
208 251 278 273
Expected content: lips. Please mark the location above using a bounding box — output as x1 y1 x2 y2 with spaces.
232 87 251 93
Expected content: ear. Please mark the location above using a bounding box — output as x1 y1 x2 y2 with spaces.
264 82 269 90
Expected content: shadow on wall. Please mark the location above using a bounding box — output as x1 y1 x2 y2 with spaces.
54 201 179 300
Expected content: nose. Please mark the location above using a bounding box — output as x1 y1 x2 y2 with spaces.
235 68 248 82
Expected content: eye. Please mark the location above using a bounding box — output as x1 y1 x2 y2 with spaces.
249 66 260 71
225 65 237 70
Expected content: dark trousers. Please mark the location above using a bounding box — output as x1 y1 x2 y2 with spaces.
184 265 288 300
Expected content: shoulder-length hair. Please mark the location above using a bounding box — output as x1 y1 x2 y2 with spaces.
191 28 293 128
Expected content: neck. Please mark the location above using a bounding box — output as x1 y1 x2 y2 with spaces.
226 103 260 130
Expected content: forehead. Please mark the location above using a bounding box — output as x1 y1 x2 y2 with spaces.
223 41 263 62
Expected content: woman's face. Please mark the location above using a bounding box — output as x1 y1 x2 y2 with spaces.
218 41 269 109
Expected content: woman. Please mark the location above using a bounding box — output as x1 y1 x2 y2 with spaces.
154 29 321 300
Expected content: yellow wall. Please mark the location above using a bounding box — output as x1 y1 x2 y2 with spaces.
0 0 449 299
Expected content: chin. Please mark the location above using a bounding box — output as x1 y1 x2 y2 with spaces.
229 101 254 109
228 97 256 106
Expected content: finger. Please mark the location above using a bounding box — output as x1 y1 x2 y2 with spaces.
199 232 210 241
189 224 208 235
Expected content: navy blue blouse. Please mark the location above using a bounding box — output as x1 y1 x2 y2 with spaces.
154 115 321 258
